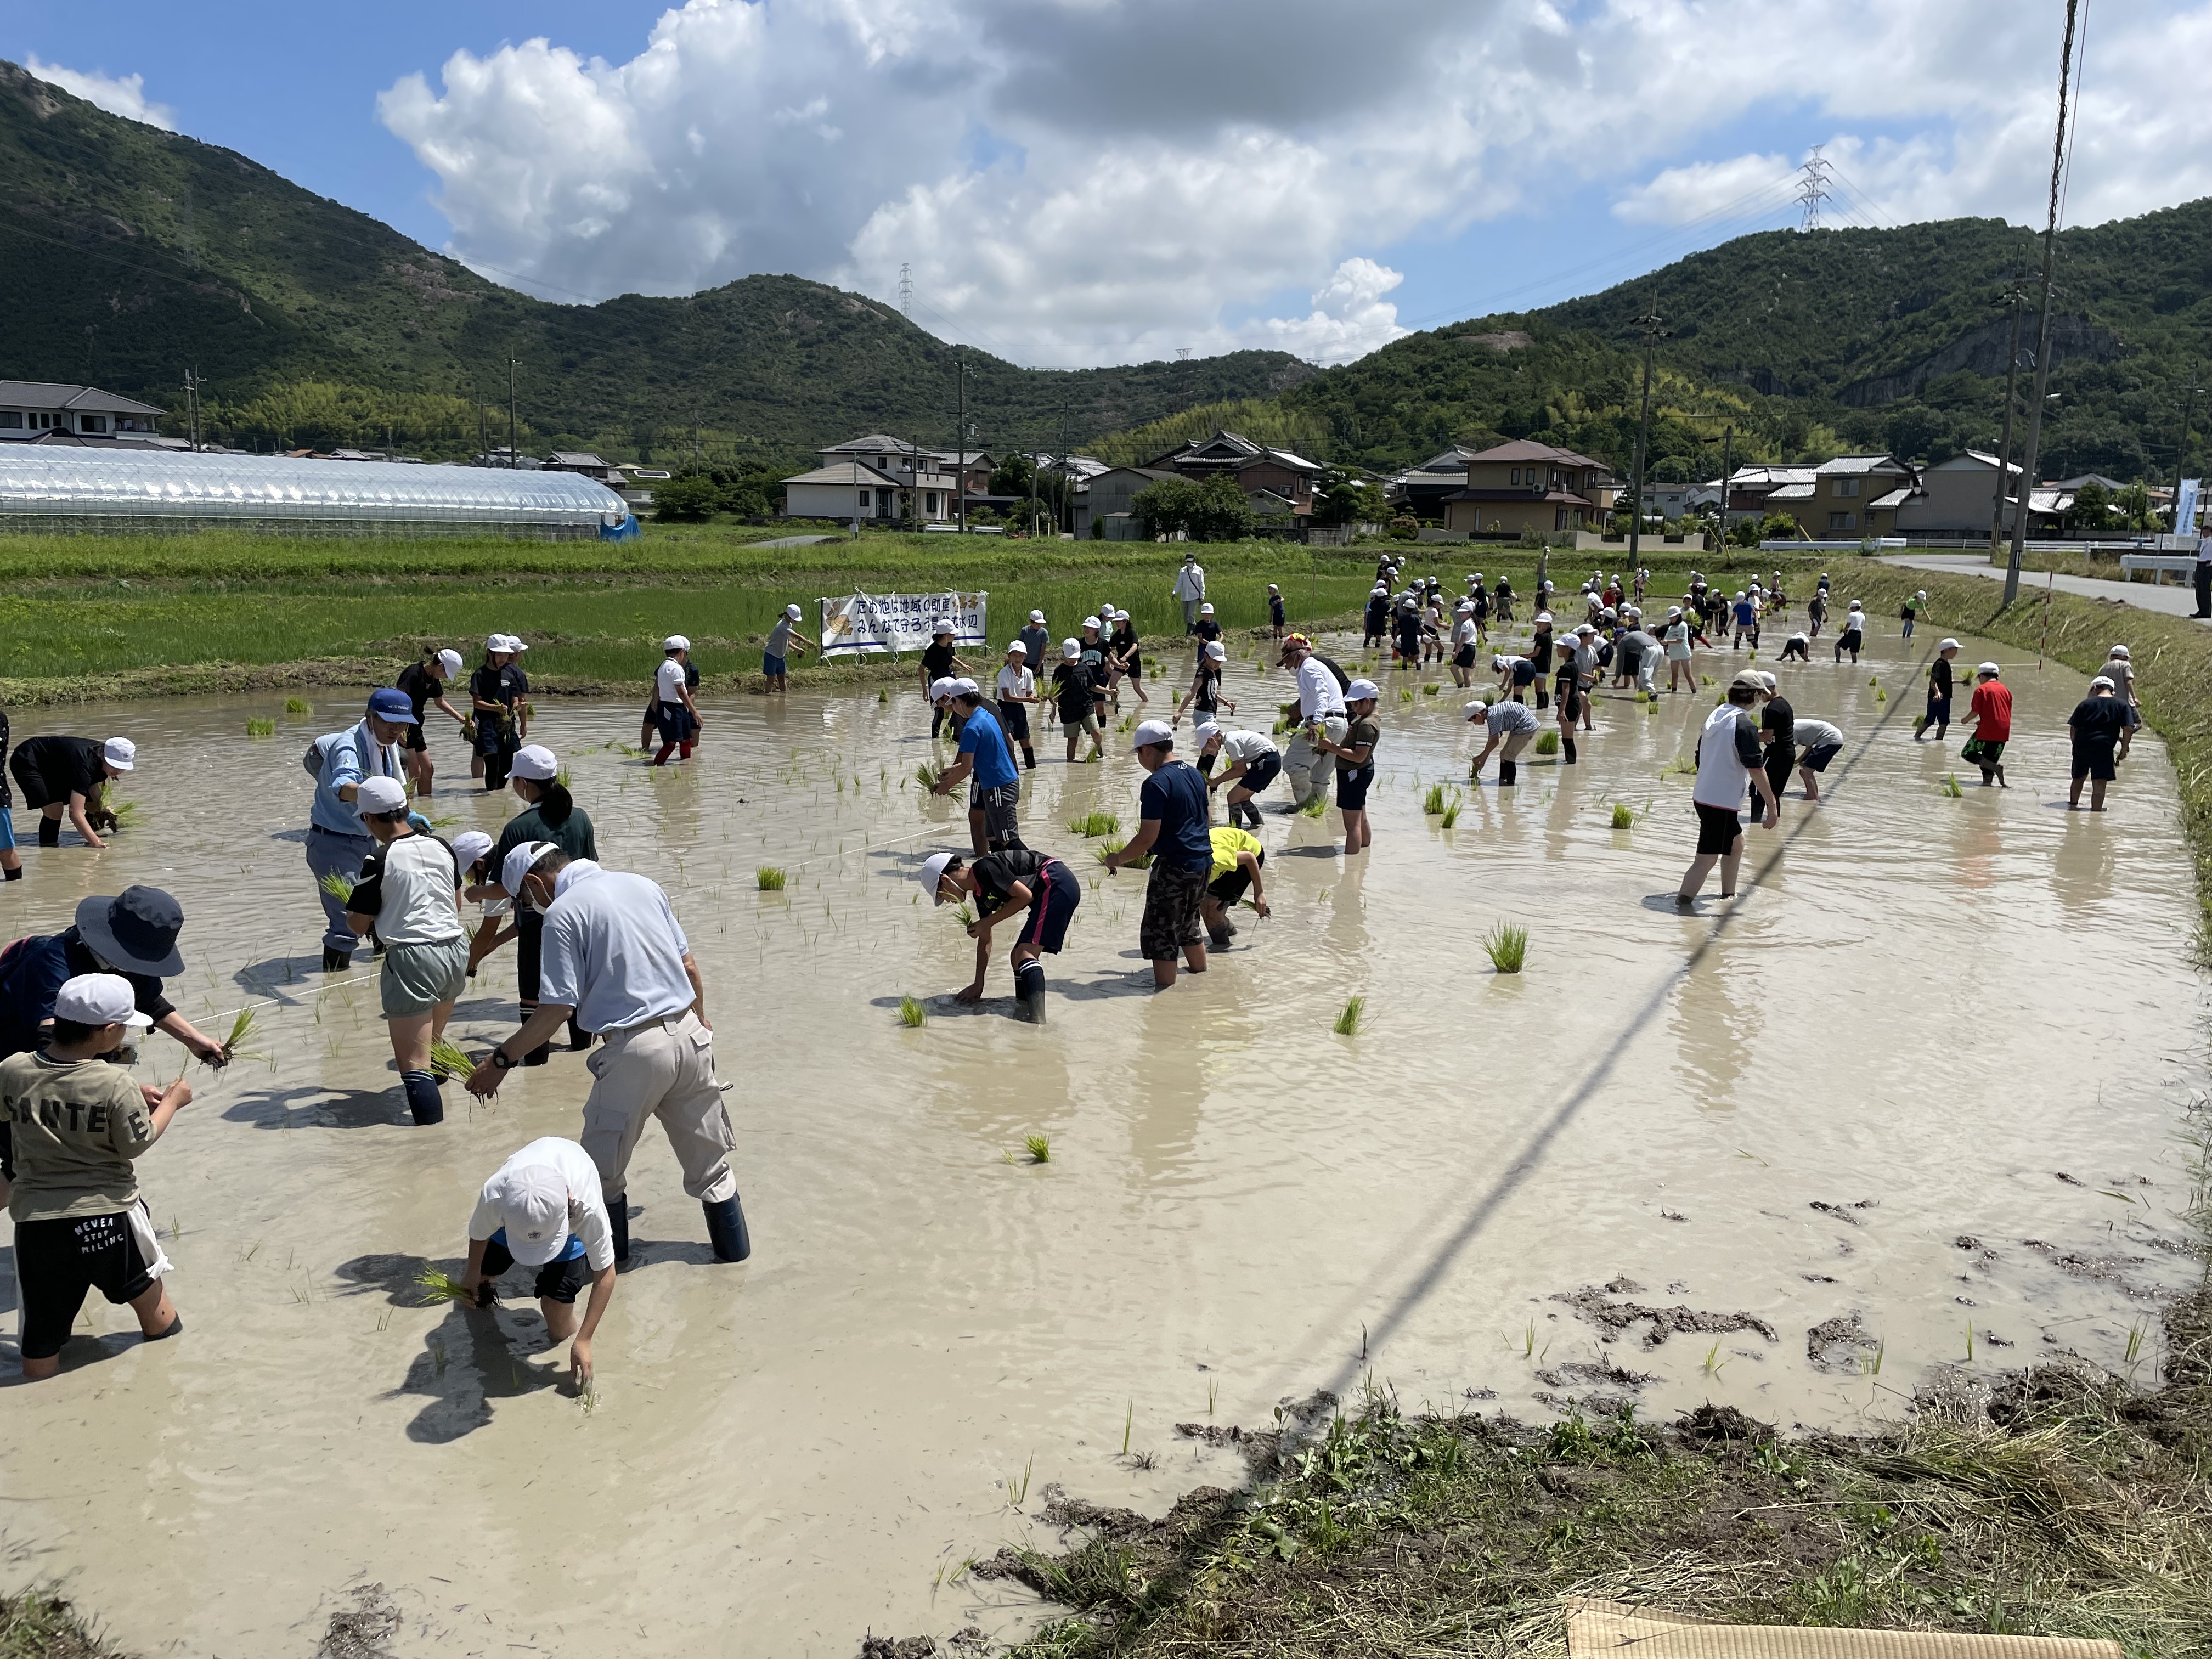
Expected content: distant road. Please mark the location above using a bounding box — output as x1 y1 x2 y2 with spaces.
748 534 840 549
1877 552 2210 624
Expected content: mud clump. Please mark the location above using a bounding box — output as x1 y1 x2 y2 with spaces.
1807 1311 1880 1372
1679 1402 1774 1445
1551 1284 1780 1349
860 1638 939 1659
316 1584 402 1659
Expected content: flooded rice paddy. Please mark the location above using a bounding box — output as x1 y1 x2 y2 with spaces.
1 624 2204 1656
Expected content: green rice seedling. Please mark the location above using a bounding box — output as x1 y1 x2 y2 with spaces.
555 765 572 790
1875 687 1887 703
1096 840 1152 869
284 696 312 715
1398 686 1415 703
1533 729 1560 755
1611 802 1635 829
1272 716 1296 735
1860 1338 1886 1376
219 1006 273 1068
1067 811 1120 838
1117 712 1136 733
1421 783 1447 815
755 865 787 890
898 996 927 1028
245 716 276 737
1633 691 1649 704
1278 698 1302 721
415 1267 476 1305
1483 920 1528 973
108 800 140 827
877 688 890 704
428 1039 476 1081
578 1378 599 1416
1297 791 1330 817
1868 675 1879 687
1701 674 1715 687
1662 754 1697 778
1024 1133 1050 1164
914 760 944 791
1333 995 1364 1036
1440 795 1462 829
317 871 356 904
1422 682 1440 696
1701 1339 1730 1376
1121 1401 1133 1457
955 901 977 927
1942 773 1964 798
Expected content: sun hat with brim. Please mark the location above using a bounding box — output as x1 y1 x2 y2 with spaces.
486 633 508 652
53 973 154 1030
928 677 958 701
436 648 465 676
102 736 137 771
1345 678 1380 702
1977 662 2002 677
75 886 186 976
1131 719 1175 751
917 850 958 901
2090 676 2115 690
2109 645 2131 660
1194 721 1221 744
511 744 558 782
1004 641 1027 656
481 1163 571 1268
785 605 803 620
1938 638 1961 652
501 840 557 900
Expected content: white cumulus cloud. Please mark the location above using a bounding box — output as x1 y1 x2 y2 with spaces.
374 0 2212 368
27 54 176 131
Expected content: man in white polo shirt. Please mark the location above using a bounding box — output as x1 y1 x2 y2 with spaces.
459 1136 618 1387
465 842 750 1264
1277 634 1348 809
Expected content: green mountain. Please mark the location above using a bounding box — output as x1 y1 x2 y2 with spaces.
0 58 1306 467
1251 203 2212 486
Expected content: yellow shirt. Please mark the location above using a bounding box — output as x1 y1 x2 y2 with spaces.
1208 826 1263 879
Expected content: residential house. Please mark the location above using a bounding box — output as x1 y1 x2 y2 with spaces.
1440 440 1617 537
1144 428 1325 520
780 458 956 523
820 435 993 501
1635 480 1720 522
1722 464 1818 526
1080 466 1180 539
0 380 166 442
1894 451 2021 537
1387 445 1483 521
544 450 622 484
1770 455 1920 540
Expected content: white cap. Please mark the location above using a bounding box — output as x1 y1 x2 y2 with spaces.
479 1162 572 1267
356 775 409 814
664 635 690 652
1029 609 1046 623
1004 640 1027 656
1131 718 1175 750
1199 602 1214 614
486 632 508 652
1345 678 1380 701
103 736 136 771
1194 720 1221 744
1757 672 1778 692
1082 616 1101 630
1373 584 1388 595
1464 700 1490 719
928 676 958 701
436 648 464 676
1060 639 1080 659
1204 641 1226 660
1267 583 1279 592
1938 637 1960 651
1534 612 1553 625
1456 601 1474 612
785 603 803 620
951 676 979 696
1848 599 1863 608
501 840 556 899
934 617 956 634
1978 661 2002 676
506 634 530 652
511 744 559 782
918 851 958 902
53 972 153 1030
2090 675 2115 690
1916 589 1928 600
452 830 494 869
2109 645 2131 659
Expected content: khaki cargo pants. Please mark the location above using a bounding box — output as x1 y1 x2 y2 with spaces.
1283 714 1348 806
578 1012 739 1205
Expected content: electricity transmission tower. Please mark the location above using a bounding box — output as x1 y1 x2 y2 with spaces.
1796 147 1833 231
899 263 913 319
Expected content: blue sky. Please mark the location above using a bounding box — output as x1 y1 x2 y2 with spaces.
12 1 2209 368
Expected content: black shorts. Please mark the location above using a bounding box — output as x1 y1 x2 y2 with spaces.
1453 645 1477 669
16 1206 160 1360
482 1235 591 1304
1014 859 1080 954
1694 802 1743 856
1336 761 1374 811
653 701 699 743
1139 860 1209 961
1799 742 1841 773
2072 742 2117 782
969 780 1024 850
1233 748 1283 795
400 723 429 753
8 751 67 812
1208 849 1262 907
996 701 1031 744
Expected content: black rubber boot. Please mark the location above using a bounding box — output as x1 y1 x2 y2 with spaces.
37 817 61 848
1499 760 1518 787
1562 736 1578 764
322 947 351 973
611 1201 630 1263
567 1018 592 1052
703 1194 752 1263
3 866 20 880
402 1070 444 1126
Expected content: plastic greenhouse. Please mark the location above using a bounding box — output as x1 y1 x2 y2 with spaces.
0 448 637 540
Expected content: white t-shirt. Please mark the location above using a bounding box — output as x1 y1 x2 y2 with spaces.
1793 718 1843 749
1694 702 1764 809
469 1136 617 1272
996 665 1035 701
656 657 688 703
1296 656 1347 720
1454 618 1477 648
347 832 464 946
1840 608 1866 634
1220 729 1276 767
1664 622 1693 659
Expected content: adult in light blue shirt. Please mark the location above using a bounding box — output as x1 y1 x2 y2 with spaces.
933 686 1023 855
466 845 749 1266
307 689 416 970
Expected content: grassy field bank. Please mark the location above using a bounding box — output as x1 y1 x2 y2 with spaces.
0 528 1798 700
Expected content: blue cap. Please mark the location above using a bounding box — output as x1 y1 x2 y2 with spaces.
367 687 419 723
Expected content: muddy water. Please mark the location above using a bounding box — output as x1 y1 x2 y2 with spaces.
1 627 2203 1656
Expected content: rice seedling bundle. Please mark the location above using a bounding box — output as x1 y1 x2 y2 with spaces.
428 1039 476 1081
1297 792 1331 817
318 871 356 902
1484 920 1528 974
1067 811 1120 838
1942 774 1964 798
915 760 945 791
1024 1134 1051 1164
756 865 787 890
284 696 313 715
1398 687 1415 703
1875 688 1887 702
1096 840 1152 869
1333 996 1364 1036
1278 699 1301 721
1422 682 1440 696
1611 802 1636 829
1421 783 1447 815
955 901 978 927
1117 713 1136 733
1534 730 1560 755
220 1006 273 1066
1700 674 1715 688
109 800 140 827
898 996 927 1028
426 812 460 828
877 688 890 704
245 716 276 737
415 1267 476 1305
1440 797 1462 828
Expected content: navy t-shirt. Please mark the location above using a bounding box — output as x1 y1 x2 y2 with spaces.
2068 697 2127 748
1139 760 1213 871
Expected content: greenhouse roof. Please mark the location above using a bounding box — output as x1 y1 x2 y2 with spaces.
0 448 630 528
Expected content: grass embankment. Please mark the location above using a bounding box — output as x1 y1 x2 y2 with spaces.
0 1591 114 1658
0 528 1800 704
995 1290 2212 1657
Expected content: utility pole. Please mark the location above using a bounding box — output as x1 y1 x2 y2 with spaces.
1028 439 1039 538
1988 285 2028 558
2005 0 2083 606
1627 301 1667 573
954 358 969 534
506 358 520 469
1059 406 1071 534
180 366 204 450
2171 380 2203 536
1716 424 1734 550
477 397 488 466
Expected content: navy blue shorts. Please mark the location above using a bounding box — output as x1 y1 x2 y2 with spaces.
1336 762 1374 811
653 702 698 743
762 653 787 677
1234 748 1283 795
483 1233 591 1304
1017 860 1080 955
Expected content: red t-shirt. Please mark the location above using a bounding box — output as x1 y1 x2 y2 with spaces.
1970 680 2013 742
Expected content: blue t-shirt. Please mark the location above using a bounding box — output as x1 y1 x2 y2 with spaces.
1139 759 1213 871
1734 601 1756 627
958 706 1019 790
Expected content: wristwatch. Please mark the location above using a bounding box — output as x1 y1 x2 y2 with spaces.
490 1049 517 1070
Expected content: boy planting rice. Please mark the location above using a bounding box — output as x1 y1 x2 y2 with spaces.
932 685 1025 855
8 734 136 851
1195 721 1282 830
920 847 1081 1023
763 604 816 695
1678 672 1780 907
1316 679 1381 857
460 1136 619 1388
393 648 469 798
1201 825 1269 950
1961 663 2011 788
1106 720 1212 990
